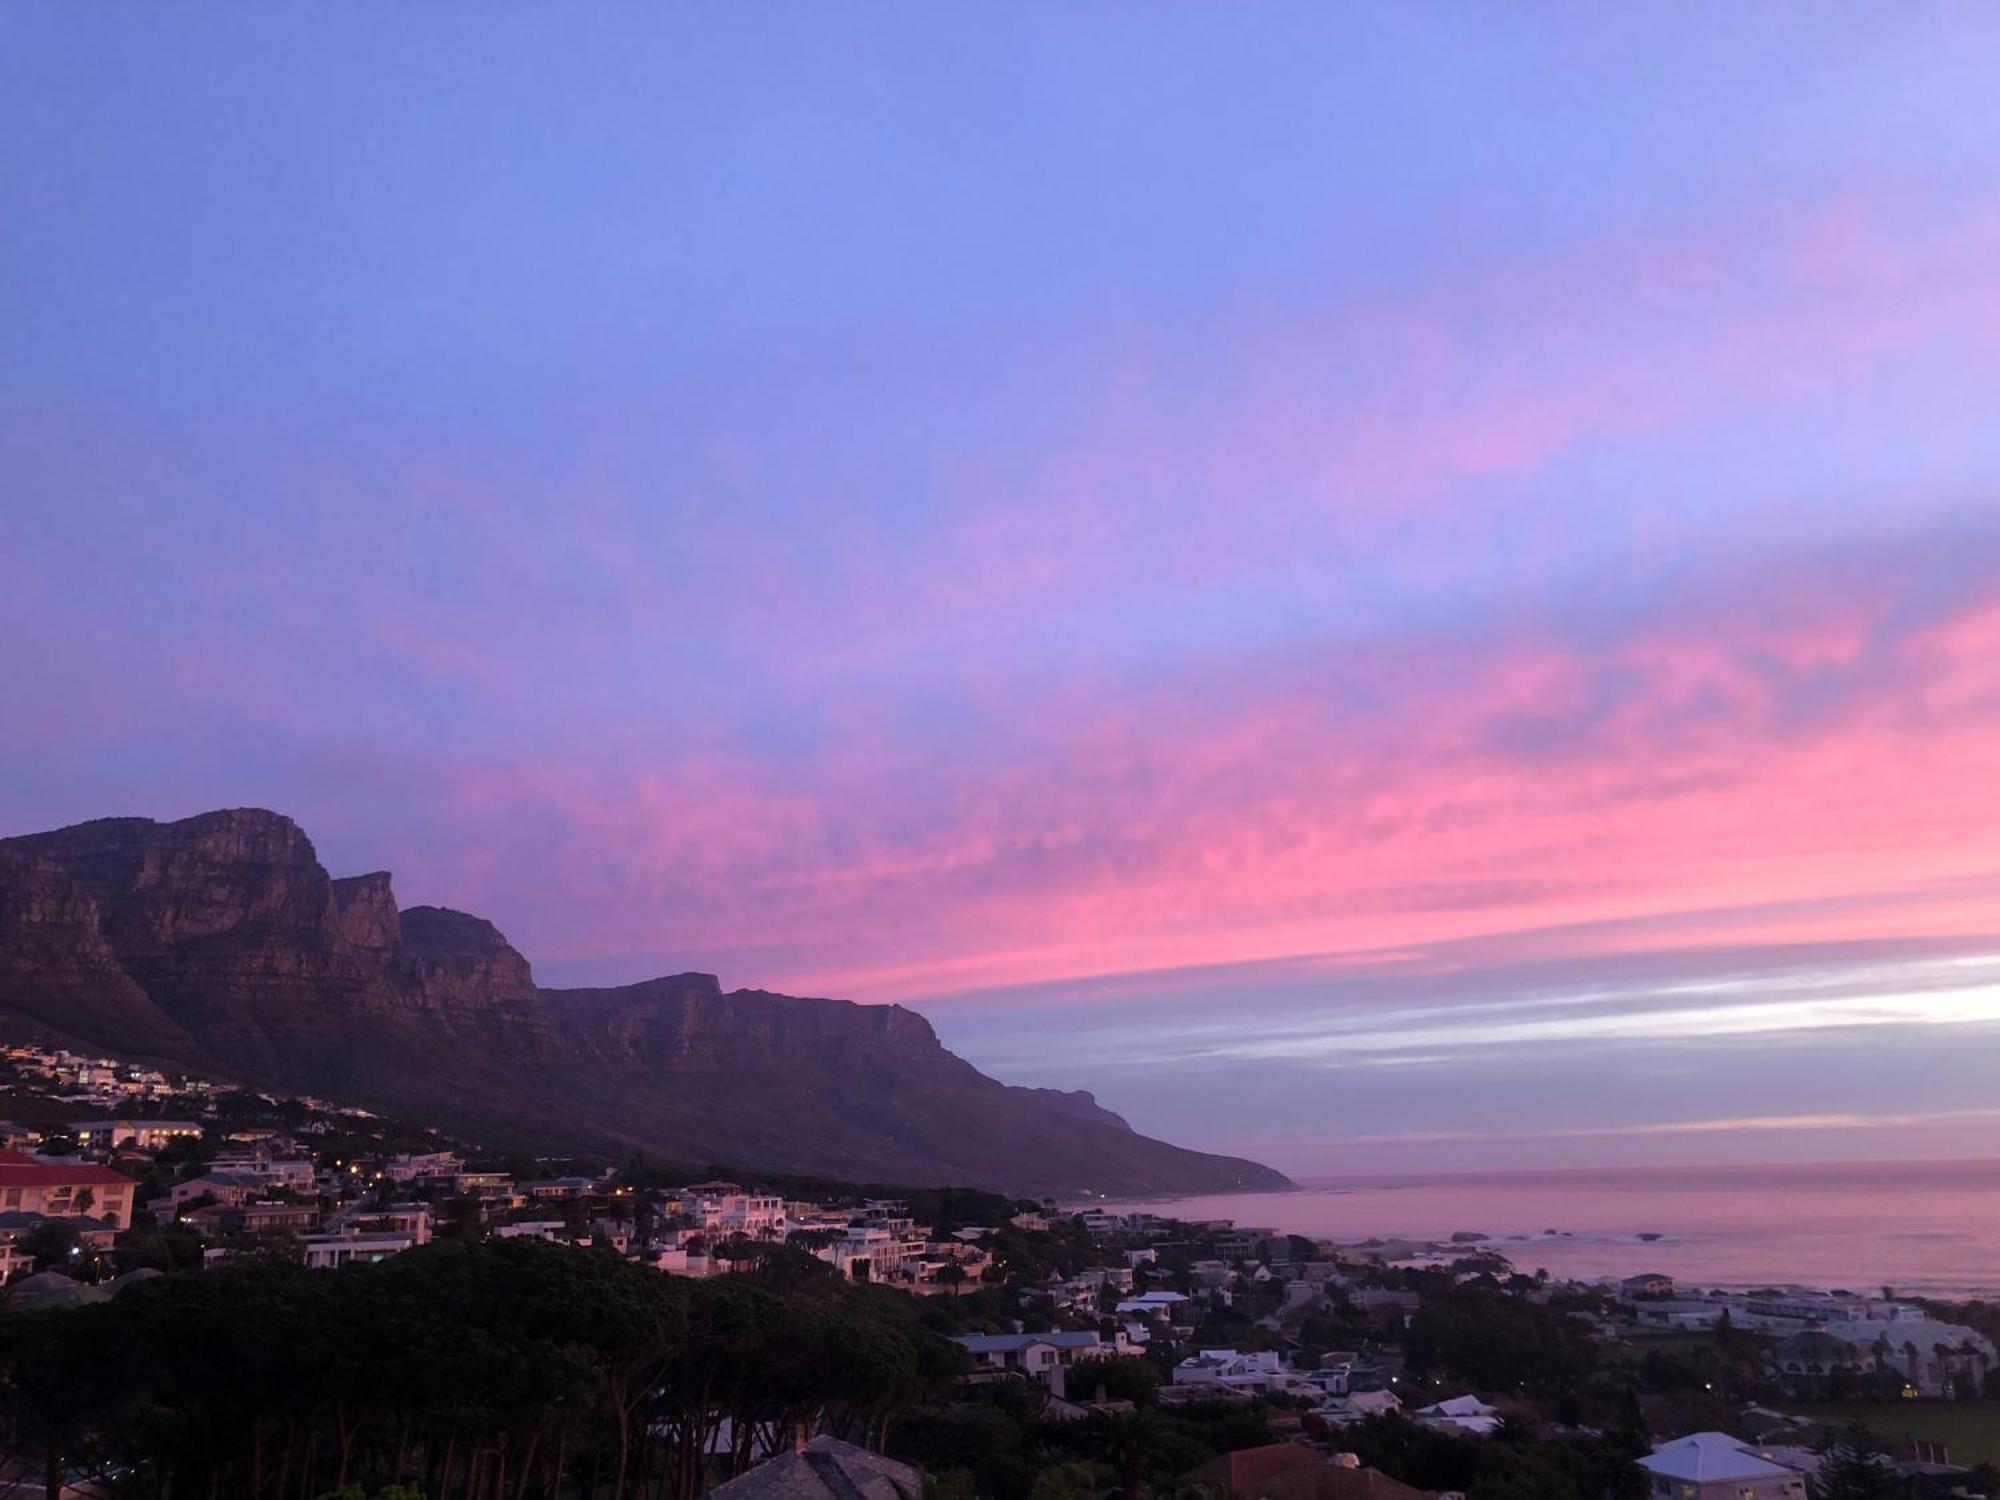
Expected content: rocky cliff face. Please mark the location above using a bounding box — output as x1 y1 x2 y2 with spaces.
0 808 1291 1196
0 848 196 1059
332 873 400 954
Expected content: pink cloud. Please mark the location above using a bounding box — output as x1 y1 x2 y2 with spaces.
349 527 2000 1010
608 185 2000 681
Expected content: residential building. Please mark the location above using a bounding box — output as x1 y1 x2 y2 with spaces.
1637 1433 1807 1500
816 1219 930 1283
1823 1316 1996 1398
164 1171 267 1211
700 1436 920 1500
1191 1258 1232 1287
493 1219 566 1241
1413 1395 1501 1437
1770 1330 1880 1397
383 1150 463 1183
1731 1293 1879 1330
70 1119 204 1152
0 1148 136 1229
0 1207 118 1257
238 1201 321 1236
326 1203 434 1246
1319 1391 1402 1425
710 1191 788 1236
522 1176 599 1199
1173 1349 1315 1397
1043 1393 1139 1423
955 1331 1110 1391
1630 1299 1729 1331
652 1244 719 1277
302 1230 418 1269
209 1152 317 1192
451 1170 517 1200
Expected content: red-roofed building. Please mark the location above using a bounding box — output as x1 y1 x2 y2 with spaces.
0 1148 136 1229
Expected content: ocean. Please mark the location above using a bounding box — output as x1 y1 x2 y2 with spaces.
1097 1159 2000 1299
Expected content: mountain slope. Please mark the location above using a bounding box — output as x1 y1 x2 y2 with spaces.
0 809 1290 1196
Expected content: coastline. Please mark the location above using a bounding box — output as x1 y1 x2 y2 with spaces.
1082 1157 2000 1300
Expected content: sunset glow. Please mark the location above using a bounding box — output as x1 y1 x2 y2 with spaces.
7 7 2000 1170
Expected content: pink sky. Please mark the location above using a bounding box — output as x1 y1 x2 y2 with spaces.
7 6 2000 1166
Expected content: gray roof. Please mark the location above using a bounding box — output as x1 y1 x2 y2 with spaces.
1825 1317 1996 1358
0 1210 116 1233
1639 1433 1794 1483
704 1438 919 1500
2 1271 111 1310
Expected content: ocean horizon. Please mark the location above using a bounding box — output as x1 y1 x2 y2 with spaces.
1098 1156 2000 1299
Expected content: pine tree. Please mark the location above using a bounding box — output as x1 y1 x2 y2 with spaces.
1808 1421 1893 1500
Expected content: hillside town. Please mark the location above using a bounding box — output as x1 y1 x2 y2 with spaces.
2 1038 1998 1499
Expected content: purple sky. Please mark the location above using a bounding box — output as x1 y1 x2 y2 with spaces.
6 6 2000 1172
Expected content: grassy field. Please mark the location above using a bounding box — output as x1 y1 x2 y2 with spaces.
1791 1401 2000 1466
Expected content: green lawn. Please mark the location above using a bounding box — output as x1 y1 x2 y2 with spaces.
1790 1401 2000 1467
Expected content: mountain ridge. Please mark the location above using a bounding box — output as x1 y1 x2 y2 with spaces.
0 807 1292 1196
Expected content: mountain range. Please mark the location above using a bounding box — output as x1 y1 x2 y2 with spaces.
0 808 1291 1196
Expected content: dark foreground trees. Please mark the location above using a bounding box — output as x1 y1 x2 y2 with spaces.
0 1238 963 1500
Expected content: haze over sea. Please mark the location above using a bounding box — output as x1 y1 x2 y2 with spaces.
1101 1158 2000 1299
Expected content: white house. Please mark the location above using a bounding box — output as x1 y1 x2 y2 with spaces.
1171 1349 1314 1397
1319 1389 1402 1424
681 1185 789 1238
383 1151 463 1184
324 1203 433 1246
1637 1433 1807 1500
1414 1395 1502 1437
302 1230 418 1269
815 1221 930 1283
492 1219 567 1242
210 1153 317 1192
70 1119 205 1152
660 1248 717 1277
955 1331 1109 1393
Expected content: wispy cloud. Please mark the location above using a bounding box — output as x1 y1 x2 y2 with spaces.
10 18 2000 1168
